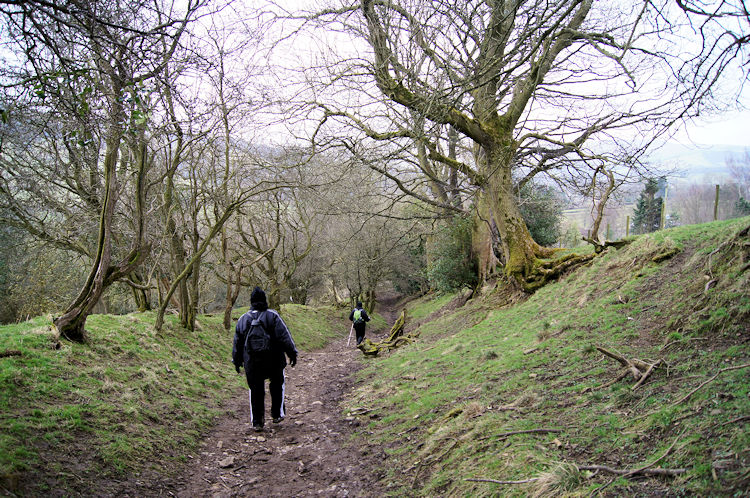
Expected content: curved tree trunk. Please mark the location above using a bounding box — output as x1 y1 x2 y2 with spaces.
53 132 120 341
154 200 240 331
129 272 152 312
54 124 150 340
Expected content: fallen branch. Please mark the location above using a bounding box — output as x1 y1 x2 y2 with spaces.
582 369 629 393
720 415 750 427
579 465 686 477
480 428 564 441
349 407 373 416
466 477 539 485
595 347 652 372
594 346 663 389
671 363 750 407
632 359 662 390
498 428 564 439
591 429 685 495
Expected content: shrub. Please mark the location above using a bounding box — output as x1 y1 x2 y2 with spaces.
425 215 477 292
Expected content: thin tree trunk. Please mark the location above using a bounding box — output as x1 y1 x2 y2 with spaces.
223 264 242 330
155 201 240 331
185 254 200 331
587 167 616 248
54 126 122 342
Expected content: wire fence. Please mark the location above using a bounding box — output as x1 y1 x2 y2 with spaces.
562 183 750 246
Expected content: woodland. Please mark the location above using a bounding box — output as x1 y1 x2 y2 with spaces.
1 2 750 496
0 0 748 335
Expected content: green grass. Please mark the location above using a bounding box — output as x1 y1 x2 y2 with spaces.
0 303 343 494
345 217 750 496
405 292 458 321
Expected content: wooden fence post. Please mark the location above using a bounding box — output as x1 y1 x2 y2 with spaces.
626 215 630 237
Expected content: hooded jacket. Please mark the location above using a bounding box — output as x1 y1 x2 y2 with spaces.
232 288 297 373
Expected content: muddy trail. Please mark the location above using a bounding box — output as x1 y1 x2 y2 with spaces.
115 300 402 498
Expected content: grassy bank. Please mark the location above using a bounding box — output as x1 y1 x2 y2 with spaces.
0 304 343 495
346 217 750 496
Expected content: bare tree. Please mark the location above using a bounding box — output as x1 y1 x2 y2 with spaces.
283 0 746 291
0 0 208 340
675 0 750 74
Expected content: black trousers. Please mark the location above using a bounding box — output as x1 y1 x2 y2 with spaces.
354 323 366 345
246 365 285 425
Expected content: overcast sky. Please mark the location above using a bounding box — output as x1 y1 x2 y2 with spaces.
675 102 750 147
673 85 750 147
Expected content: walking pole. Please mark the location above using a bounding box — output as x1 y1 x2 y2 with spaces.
347 323 354 346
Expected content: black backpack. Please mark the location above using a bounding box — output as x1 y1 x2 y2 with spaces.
245 311 271 353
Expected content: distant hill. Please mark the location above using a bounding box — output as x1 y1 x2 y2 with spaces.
647 143 748 183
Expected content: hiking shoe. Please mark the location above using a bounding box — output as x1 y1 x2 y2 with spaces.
272 416 284 424
252 424 264 432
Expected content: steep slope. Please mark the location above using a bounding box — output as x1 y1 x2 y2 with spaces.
345 217 750 496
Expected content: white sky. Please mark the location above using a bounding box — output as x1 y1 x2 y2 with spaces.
675 106 750 147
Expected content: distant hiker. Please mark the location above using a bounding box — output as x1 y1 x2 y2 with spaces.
232 287 298 432
349 301 371 346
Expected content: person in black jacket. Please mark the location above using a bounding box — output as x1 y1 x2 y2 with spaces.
233 287 297 431
348 301 371 346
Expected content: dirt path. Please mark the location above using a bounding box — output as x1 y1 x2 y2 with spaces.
110 308 395 498
98 297 407 498
169 339 387 497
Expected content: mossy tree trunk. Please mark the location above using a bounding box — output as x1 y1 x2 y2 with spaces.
54 131 150 341
482 143 557 285
129 272 152 312
358 0 595 291
155 200 241 332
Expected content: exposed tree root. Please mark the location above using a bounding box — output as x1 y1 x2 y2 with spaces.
593 346 663 390
583 237 633 254
465 477 539 485
357 310 419 356
652 247 681 263
706 222 750 278
521 252 597 292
